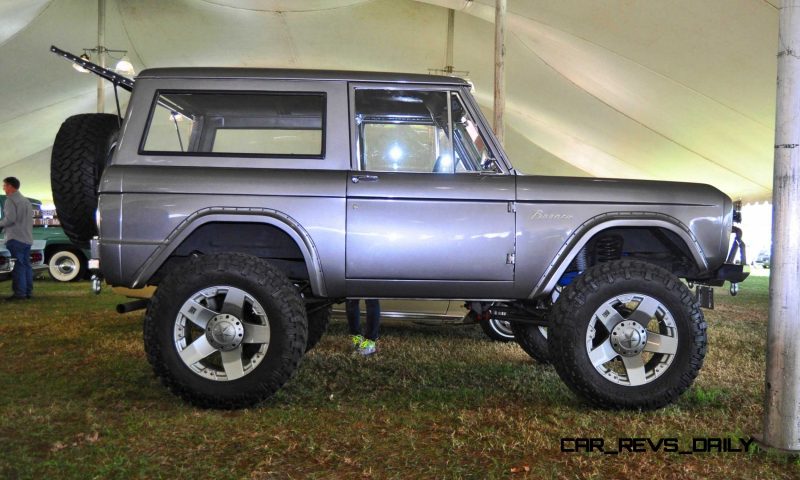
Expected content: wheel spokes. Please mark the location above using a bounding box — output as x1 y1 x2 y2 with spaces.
644 332 678 355
242 324 270 344
220 347 245 380
175 285 271 383
621 354 647 386
179 299 218 329
588 339 618 367
221 287 247 317
628 296 662 326
179 336 217 366
595 302 626 331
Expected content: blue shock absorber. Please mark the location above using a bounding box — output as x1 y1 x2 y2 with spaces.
558 248 589 286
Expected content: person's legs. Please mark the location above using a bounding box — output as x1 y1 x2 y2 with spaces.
345 299 362 336
364 299 381 341
21 243 32 297
6 240 27 298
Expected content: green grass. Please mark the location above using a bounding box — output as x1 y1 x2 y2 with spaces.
0 276 798 479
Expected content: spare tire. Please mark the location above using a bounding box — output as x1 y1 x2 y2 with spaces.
51 113 120 247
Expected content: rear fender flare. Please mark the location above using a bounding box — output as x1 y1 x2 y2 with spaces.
131 207 326 296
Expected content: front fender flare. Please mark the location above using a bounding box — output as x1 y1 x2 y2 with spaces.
529 212 708 298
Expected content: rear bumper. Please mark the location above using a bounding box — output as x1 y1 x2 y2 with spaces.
0 263 48 282
700 263 750 287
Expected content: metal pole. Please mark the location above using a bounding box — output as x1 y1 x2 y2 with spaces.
444 9 455 74
97 0 106 113
762 0 800 452
493 0 506 144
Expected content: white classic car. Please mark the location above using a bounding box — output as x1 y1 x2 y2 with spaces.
0 239 48 281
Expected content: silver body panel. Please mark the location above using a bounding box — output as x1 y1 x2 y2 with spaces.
98 69 733 301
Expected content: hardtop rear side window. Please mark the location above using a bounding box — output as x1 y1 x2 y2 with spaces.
141 91 326 158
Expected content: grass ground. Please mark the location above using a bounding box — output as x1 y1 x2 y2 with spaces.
0 275 797 479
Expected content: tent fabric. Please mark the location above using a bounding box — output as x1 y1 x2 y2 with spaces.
0 0 779 203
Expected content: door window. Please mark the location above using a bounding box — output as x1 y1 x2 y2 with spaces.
354 88 495 174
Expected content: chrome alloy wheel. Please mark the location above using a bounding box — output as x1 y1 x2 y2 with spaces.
489 318 515 339
174 286 271 381
585 293 678 387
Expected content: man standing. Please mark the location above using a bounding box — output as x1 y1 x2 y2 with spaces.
0 177 33 300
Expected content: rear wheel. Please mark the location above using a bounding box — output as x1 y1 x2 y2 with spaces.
511 323 550 364
549 260 706 409
143 253 307 409
480 317 515 342
305 304 331 352
47 249 85 282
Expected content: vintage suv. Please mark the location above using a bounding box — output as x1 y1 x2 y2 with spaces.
50 48 747 410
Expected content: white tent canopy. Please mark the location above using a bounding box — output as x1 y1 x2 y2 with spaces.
0 0 779 203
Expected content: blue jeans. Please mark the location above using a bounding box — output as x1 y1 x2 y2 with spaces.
6 239 32 298
346 299 381 341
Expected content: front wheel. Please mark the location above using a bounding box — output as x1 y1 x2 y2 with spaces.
143 253 307 409
549 260 706 410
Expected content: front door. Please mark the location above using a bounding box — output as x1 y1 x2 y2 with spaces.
345 86 515 293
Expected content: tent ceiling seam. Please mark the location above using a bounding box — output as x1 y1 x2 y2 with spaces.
0 0 55 50
761 0 779 11
510 29 771 193
117 0 148 69
0 88 96 129
503 8 773 131
195 0 377 13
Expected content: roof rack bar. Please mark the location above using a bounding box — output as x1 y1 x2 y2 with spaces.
50 45 134 92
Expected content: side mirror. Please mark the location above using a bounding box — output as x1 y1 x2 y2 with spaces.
481 158 502 174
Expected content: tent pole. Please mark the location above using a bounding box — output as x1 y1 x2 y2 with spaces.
493 0 506 144
444 8 455 73
762 0 800 453
97 0 106 113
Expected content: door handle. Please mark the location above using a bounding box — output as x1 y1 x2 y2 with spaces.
351 175 379 183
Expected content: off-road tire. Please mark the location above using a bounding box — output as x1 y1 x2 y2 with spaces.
143 253 307 409
305 304 331 352
480 318 515 342
511 323 550 364
549 259 706 410
51 113 120 246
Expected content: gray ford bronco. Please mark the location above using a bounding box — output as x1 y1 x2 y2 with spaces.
50 47 748 410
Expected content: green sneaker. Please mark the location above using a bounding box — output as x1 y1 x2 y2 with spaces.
357 339 377 356
351 335 364 350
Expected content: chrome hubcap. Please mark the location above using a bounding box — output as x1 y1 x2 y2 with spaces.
56 258 76 274
610 321 648 356
206 314 245 351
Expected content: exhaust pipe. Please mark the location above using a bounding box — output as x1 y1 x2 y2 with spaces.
116 299 149 314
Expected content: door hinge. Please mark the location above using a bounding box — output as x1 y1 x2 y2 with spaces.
508 201 516 213
506 253 515 265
